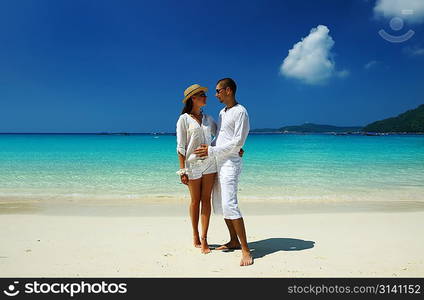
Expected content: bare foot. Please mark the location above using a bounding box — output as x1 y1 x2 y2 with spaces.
193 236 201 248
240 250 254 266
200 237 211 254
215 241 241 251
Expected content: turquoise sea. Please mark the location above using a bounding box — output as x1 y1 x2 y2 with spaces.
0 134 423 204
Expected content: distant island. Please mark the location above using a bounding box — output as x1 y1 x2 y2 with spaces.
96 132 131 136
252 123 363 134
252 103 424 134
95 132 175 136
363 104 424 133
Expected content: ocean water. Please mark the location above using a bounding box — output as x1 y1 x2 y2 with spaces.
0 134 423 203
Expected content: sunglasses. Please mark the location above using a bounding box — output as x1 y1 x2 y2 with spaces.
216 87 226 94
194 93 207 98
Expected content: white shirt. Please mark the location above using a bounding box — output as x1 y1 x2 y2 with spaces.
176 113 217 166
208 104 250 160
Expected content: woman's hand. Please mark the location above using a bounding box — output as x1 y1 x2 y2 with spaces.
238 148 244 157
180 174 189 185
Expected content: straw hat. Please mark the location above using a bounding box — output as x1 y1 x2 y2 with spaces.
182 84 208 103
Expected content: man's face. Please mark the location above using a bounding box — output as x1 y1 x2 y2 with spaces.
215 83 227 104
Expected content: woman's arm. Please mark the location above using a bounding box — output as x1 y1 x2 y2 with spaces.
176 116 187 156
178 152 188 185
176 116 189 185
178 152 186 169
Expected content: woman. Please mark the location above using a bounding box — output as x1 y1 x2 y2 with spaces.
176 84 217 254
176 84 244 254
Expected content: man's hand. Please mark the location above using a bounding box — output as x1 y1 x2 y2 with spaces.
194 144 209 158
239 148 244 157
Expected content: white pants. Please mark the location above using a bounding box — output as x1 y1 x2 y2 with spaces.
212 157 243 219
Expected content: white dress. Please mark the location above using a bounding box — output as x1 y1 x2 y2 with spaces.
176 113 217 179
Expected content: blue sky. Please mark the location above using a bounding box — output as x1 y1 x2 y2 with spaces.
0 0 423 133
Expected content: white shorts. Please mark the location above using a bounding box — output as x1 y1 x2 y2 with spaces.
212 157 243 219
187 157 217 180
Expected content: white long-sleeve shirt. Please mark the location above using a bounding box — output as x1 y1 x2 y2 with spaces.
208 104 250 160
176 113 217 166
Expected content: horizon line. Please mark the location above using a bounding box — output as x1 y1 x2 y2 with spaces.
0 124 367 135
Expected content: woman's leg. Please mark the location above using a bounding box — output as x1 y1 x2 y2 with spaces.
188 178 202 248
199 172 217 254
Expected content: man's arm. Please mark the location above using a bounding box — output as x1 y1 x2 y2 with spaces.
196 110 249 159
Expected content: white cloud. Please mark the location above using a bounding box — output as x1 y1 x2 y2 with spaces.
280 25 346 85
374 0 424 24
364 60 379 69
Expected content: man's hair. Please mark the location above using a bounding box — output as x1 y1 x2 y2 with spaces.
217 78 237 95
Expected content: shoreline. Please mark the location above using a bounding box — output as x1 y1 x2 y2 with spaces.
2 197 424 217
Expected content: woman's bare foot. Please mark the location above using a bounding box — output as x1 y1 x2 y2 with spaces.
240 250 254 266
200 237 211 254
215 240 241 251
193 235 201 248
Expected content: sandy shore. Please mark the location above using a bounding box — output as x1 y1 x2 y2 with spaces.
1 200 424 278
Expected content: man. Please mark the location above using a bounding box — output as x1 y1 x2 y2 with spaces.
194 78 253 266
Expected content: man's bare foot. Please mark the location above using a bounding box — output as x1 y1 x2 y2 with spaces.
193 236 201 248
200 237 211 254
240 250 254 266
215 241 241 251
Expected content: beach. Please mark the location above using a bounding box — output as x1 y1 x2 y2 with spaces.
1 200 424 277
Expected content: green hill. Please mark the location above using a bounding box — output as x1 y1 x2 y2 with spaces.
363 104 424 133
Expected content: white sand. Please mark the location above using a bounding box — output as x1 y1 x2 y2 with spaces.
1 208 423 277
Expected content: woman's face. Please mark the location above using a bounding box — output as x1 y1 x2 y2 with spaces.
191 92 207 107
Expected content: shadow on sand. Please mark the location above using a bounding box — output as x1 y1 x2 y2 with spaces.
248 238 315 259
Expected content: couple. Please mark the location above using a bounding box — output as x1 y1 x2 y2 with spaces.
176 78 253 266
